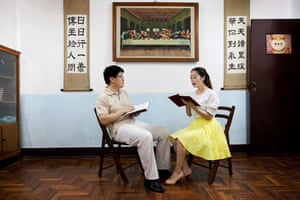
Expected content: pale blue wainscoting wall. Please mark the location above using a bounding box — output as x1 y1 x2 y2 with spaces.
20 90 248 148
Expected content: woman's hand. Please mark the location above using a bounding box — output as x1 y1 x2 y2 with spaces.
191 106 213 120
183 100 192 116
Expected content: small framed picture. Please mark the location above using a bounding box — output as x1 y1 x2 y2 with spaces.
266 34 292 54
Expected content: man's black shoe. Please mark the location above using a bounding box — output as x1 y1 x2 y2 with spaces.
158 170 171 180
144 179 165 193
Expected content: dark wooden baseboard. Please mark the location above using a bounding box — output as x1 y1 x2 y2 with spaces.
20 144 249 157
230 144 249 154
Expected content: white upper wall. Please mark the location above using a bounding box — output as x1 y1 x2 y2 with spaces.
0 0 17 48
16 0 64 95
15 0 225 95
251 0 300 18
1 0 299 95
289 0 300 17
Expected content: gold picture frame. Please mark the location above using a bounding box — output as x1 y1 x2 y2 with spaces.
112 2 199 62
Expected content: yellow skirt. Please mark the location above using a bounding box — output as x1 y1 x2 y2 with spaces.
170 117 232 160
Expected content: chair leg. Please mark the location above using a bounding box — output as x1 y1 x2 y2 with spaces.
208 160 220 185
98 151 105 177
208 161 213 169
98 137 105 177
187 154 194 166
108 144 129 183
115 144 121 172
228 157 233 175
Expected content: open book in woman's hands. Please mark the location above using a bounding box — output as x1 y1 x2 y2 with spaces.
168 94 200 107
123 102 150 116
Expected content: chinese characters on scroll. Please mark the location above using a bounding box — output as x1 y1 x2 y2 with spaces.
226 16 247 74
66 15 87 73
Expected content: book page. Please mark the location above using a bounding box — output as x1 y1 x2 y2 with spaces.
124 102 150 116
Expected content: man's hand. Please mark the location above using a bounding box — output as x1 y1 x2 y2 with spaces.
121 105 134 115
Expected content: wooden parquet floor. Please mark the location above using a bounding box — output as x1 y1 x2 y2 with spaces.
0 154 300 200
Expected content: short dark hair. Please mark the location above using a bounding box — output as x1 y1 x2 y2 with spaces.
103 65 124 85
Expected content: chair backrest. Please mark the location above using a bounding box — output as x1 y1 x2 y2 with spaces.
215 106 235 145
94 108 115 145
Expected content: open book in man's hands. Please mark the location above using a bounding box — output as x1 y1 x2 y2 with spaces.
123 102 150 116
168 94 200 107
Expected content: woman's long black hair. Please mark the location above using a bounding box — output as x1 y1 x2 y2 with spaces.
191 66 213 89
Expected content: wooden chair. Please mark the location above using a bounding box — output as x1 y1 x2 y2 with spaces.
93 108 142 183
188 105 235 185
